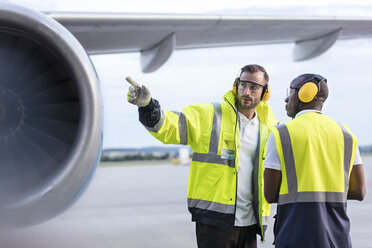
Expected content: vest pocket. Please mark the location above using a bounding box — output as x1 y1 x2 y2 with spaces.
195 165 224 198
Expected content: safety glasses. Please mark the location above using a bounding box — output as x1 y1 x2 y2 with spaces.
238 79 264 93
286 88 296 97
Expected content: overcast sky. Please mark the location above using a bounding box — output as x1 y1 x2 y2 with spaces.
8 0 372 148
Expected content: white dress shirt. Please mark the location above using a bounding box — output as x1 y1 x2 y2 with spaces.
235 111 259 226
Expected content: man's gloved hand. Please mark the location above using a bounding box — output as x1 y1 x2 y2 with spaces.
126 77 152 107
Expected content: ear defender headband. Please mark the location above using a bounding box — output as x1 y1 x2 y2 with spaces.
297 74 326 103
232 77 271 102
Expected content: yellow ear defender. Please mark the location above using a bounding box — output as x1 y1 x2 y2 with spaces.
232 77 271 102
298 82 318 103
261 84 271 102
232 78 238 96
296 75 326 103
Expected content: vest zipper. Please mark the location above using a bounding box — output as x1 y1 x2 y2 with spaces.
233 112 239 224
225 96 239 225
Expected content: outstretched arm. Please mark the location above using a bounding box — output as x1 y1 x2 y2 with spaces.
125 76 193 146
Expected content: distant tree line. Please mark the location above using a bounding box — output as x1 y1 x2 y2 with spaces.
359 145 372 154
101 144 371 162
100 153 171 162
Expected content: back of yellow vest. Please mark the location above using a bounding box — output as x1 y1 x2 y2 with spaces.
272 112 357 202
271 112 358 248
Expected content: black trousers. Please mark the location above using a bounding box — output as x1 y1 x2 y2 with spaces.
195 222 257 248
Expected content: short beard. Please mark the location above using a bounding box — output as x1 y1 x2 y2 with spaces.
237 96 260 110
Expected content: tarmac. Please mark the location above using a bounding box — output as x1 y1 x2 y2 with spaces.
1 156 371 248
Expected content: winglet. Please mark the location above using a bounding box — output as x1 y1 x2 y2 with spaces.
292 28 341 61
140 33 176 73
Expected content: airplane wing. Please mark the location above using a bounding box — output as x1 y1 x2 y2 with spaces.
47 12 372 72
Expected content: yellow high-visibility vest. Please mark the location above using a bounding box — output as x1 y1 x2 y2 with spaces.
270 112 357 247
145 90 278 239
271 112 357 203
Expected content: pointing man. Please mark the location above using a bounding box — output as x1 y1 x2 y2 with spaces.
127 64 278 247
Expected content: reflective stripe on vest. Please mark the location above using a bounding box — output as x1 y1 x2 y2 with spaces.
192 153 232 166
171 110 188 145
277 123 353 205
208 103 222 155
188 198 235 214
146 110 188 145
191 103 235 168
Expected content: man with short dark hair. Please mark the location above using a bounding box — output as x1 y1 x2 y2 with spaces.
127 64 278 247
264 73 366 248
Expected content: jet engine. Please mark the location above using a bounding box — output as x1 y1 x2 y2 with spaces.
0 3 102 226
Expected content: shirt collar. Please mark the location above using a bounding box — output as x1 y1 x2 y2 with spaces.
295 109 322 118
238 111 259 124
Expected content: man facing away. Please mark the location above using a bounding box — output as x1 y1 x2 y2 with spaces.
264 73 366 248
126 64 278 248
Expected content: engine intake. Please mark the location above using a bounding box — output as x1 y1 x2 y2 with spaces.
0 3 102 226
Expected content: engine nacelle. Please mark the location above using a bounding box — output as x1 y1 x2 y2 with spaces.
0 3 102 226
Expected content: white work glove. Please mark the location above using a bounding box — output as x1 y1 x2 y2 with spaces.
126 77 152 107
